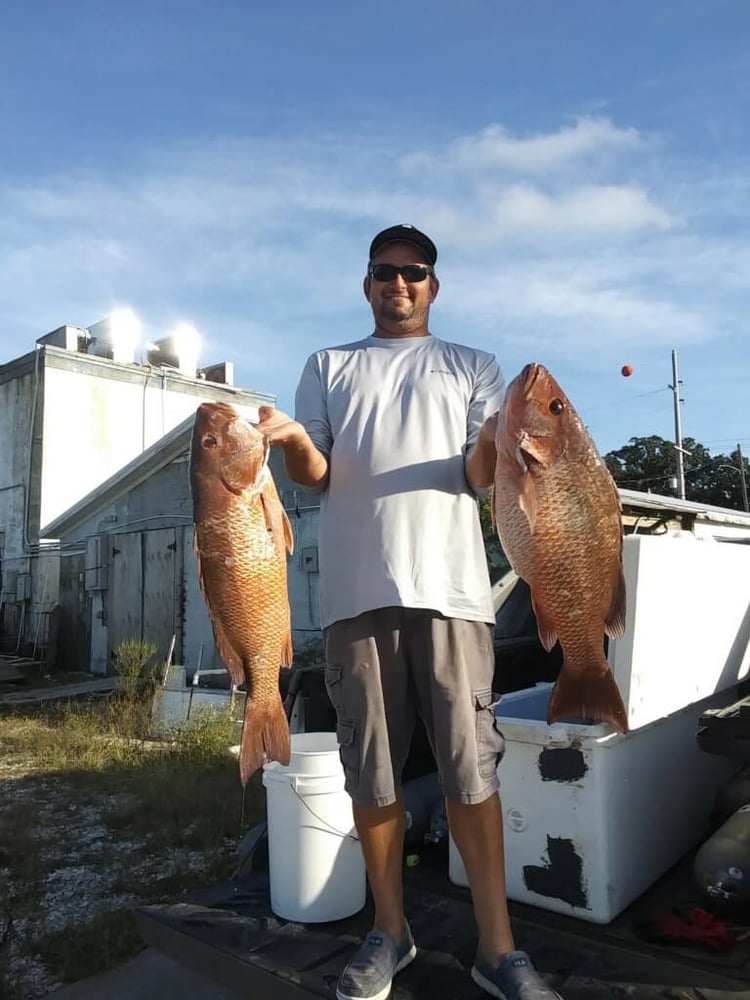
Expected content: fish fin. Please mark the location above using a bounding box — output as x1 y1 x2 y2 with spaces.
605 567 627 639
211 629 247 689
193 529 246 687
260 475 294 555
280 626 293 669
518 469 538 533
531 594 558 652
547 663 629 734
239 693 291 786
281 507 294 555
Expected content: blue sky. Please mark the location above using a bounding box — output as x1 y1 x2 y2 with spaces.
1 1 748 458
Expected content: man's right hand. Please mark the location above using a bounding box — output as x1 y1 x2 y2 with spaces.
256 406 307 448
256 406 329 489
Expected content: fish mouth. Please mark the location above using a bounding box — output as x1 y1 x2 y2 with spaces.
518 436 544 473
520 363 540 398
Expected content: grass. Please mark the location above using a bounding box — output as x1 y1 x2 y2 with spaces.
0 656 267 999
33 910 144 985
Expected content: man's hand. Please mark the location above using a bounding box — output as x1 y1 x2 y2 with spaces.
256 406 306 448
465 410 499 491
476 411 499 449
256 406 329 489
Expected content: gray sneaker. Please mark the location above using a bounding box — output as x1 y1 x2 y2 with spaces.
471 949 563 999
336 922 417 1000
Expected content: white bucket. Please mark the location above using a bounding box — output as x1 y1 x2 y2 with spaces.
262 731 366 922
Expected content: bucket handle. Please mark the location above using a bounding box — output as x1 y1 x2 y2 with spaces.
290 776 360 842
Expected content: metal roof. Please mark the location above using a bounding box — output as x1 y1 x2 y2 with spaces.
618 487 750 526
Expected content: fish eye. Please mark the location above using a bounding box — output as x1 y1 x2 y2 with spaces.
549 399 564 415
202 433 218 449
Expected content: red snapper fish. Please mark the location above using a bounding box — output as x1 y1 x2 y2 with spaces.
492 363 628 732
190 402 293 784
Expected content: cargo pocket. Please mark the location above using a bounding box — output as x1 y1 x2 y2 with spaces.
325 665 360 787
474 689 506 781
336 720 360 789
324 663 345 718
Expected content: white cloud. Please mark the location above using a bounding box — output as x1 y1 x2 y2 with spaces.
402 116 645 175
490 182 674 233
442 258 706 360
0 119 743 422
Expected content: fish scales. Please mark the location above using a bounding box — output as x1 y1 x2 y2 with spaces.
190 402 293 785
493 363 628 732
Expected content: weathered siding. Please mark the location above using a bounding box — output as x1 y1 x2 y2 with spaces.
48 445 321 675
0 358 37 572
280 486 322 645
58 552 90 671
107 532 144 658
142 527 179 665
105 527 180 668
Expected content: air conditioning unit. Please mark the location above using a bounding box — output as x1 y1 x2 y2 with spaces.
146 332 200 377
197 361 234 385
37 325 88 352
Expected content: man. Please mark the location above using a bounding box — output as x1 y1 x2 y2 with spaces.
258 225 563 1000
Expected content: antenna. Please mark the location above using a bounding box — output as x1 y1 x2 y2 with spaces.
668 349 686 500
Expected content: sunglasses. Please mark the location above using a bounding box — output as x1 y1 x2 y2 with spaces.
368 263 435 283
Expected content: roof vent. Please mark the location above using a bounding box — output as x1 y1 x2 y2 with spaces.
83 310 141 364
146 324 201 377
197 361 234 385
37 325 89 352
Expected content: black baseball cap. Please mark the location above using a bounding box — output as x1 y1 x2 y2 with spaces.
369 224 437 266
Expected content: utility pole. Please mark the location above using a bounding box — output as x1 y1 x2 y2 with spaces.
668 349 686 500
738 443 749 513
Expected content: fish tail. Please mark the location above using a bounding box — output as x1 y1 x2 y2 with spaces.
239 694 291 786
547 665 629 734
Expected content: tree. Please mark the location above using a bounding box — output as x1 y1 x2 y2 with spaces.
605 435 750 512
478 495 511 583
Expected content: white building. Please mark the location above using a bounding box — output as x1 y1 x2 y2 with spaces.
0 321 321 669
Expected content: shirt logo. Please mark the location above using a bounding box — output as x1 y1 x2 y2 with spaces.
429 369 456 376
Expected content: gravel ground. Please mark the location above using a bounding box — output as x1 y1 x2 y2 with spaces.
0 751 235 999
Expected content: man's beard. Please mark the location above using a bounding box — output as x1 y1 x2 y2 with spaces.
377 300 427 326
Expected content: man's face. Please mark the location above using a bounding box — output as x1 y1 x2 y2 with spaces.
364 242 439 335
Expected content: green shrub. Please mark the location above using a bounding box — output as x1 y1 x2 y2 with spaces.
111 638 160 740
169 705 240 764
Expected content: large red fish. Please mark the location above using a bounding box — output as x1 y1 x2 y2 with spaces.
190 402 293 783
492 363 628 732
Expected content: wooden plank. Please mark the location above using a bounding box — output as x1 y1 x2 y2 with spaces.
0 676 120 705
700 693 750 721
0 655 45 669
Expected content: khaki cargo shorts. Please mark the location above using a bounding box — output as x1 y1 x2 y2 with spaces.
324 606 506 807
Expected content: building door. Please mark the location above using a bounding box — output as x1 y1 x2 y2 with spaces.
108 533 144 661
142 527 178 667
58 552 90 671
107 528 178 669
